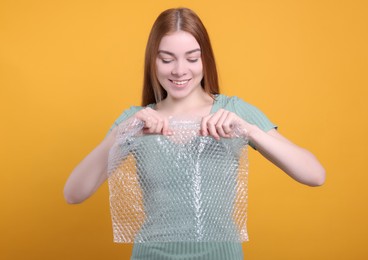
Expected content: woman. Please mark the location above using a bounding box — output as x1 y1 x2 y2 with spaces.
64 7 325 259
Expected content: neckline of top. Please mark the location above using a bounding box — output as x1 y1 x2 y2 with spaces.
147 94 222 117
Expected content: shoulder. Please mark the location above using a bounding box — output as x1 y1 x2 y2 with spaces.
107 103 155 133
113 106 143 126
215 94 258 112
214 94 277 132
214 94 261 115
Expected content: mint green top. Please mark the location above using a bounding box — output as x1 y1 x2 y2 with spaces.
109 95 276 146
109 94 276 259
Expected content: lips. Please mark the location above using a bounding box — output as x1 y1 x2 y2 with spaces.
169 79 191 88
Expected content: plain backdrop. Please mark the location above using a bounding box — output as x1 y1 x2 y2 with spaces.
1 0 367 259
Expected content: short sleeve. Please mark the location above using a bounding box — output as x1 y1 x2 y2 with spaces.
214 95 277 132
231 96 277 132
106 106 144 136
213 95 277 149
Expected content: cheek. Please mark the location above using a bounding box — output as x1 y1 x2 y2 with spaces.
156 64 172 77
192 61 204 77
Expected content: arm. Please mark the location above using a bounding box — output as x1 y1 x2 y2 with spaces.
248 126 325 186
201 109 325 187
63 127 118 204
63 107 171 204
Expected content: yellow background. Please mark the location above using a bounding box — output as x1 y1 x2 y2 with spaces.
1 0 367 259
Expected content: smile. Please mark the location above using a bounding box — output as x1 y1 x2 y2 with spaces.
170 79 190 85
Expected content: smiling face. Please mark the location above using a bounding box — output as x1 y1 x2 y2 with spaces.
156 30 204 102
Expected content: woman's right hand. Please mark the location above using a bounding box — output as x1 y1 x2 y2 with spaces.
134 107 172 135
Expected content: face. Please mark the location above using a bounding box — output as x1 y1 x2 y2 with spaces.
156 30 203 101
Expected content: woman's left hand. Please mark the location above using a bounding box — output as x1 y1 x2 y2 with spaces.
201 109 251 140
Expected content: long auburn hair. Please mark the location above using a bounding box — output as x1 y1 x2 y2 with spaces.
141 8 220 106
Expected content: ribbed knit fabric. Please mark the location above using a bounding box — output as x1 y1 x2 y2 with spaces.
108 94 276 259
131 242 244 260
109 94 276 135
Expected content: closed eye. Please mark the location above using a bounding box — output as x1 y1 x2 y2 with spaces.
161 59 173 64
187 58 199 63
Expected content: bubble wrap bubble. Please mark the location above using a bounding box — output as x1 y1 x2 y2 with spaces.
107 117 249 243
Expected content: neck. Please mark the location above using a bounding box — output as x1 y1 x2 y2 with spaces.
156 90 214 117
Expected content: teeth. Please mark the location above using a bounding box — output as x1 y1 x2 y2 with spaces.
172 80 189 85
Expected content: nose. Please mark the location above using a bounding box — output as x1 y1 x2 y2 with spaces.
171 60 187 77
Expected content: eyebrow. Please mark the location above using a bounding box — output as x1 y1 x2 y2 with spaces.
157 48 201 56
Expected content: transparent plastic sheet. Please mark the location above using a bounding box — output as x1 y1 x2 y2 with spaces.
107 117 249 243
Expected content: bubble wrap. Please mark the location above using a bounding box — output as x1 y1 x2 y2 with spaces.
107 117 249 243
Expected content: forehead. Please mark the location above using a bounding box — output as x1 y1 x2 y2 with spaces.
158 31 200 53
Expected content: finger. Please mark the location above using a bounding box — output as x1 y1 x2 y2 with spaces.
135 108 170 135
143 108 162 132
137 109 152 128
224 113 247 137
154 118 164 134
223 112 237 135
201 115 211 136
215 110 231 138
162 118 172 135
133 109 146 121
206 109 225 140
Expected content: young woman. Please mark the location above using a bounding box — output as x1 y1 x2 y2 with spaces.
64 7 325 259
